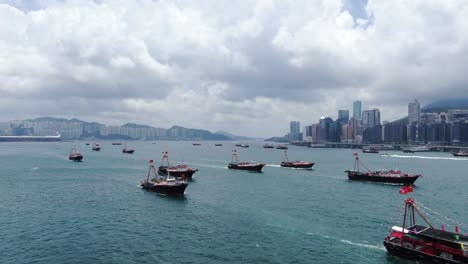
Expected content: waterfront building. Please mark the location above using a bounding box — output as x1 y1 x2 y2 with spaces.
408 99 421 124
448 109 468 123
311 123 321 143
383 122 407 144
363 125 383 143
353 100 362 120
420 113 438 124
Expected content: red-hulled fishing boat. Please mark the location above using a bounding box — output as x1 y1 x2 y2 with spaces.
228 150 265 172
158 152 198 180
345 153 421 185
92 143 101 151
452 150 468 157
69 146 83 161
141 160 188 196
280 150 314 169
122 144 135 154
384 197 468 263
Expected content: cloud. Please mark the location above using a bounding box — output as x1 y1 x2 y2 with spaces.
1 0 468 137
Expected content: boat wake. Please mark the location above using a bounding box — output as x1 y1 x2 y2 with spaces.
383 154 468 161
339 239 386 251
305 233 385 251
266 164 281 168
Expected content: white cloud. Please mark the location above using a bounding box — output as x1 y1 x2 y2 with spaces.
1 0 468 137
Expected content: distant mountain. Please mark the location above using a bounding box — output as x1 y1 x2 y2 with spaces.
168 126 232 140
215 130 263 141
422 98 468 113
122 123 155 129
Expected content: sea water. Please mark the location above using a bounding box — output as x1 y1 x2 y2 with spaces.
0 141 467 263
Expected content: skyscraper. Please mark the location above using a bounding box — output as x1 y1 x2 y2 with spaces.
353 100 362 120
289 121 301 141
408 99 421 124
338 110 349 123
362 109 381 129
290 121 300 134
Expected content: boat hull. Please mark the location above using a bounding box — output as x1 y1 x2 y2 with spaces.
346 171 419 185
228 163 265 172
281 162 314 169
122 150 134 154
452 153 468 157
92 148 101 151
69 155 83 161
158 166 198 179
141 182 187 196
384 240 466 264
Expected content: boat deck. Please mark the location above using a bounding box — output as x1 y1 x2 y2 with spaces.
409 225 468 244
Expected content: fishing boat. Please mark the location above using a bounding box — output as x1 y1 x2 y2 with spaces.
384 197 468 263
345 153 421 185
69 146 83 161
192 143 202 146
158 152 198 179
215 143 223 146
263 144 274 149
452 150 468 157
280 150 314 169
112 142 122 145
85 143 90 146
141 160 188 196
122 144 135 154
228 150 265 172
362 146 379 153
276 145 288 150
92 143 101 151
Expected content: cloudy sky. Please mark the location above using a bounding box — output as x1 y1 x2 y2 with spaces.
1 0 468 137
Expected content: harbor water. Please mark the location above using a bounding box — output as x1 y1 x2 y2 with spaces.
0 141 467 263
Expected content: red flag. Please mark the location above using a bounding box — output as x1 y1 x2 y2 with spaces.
399 185 414 194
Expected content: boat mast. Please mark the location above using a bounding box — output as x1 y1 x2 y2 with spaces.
232 150 239 163
147 160 157 182
283 150 289 162
402 198 434 230
161 151 170 166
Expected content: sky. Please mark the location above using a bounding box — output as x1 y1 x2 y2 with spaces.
1 0 468 137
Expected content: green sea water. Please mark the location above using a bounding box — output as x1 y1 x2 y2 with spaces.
0 141 467 263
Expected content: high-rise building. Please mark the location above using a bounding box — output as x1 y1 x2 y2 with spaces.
362 109 381 129
408 99 421 124
353 100 362 120
338 110 349 123
289 121 301 141
290 121 300 134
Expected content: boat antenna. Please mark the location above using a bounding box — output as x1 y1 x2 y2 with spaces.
232 150 239 163
283 150 289 162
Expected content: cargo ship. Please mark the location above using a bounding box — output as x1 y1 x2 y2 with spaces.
0 133 61 142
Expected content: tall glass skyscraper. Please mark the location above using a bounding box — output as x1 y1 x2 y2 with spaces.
353 100 362 120
408 99 421 124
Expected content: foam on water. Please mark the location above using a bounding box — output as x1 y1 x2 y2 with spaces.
385 154 468 161
339 240 386 251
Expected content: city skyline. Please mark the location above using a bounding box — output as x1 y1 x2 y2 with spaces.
2 1 468 137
